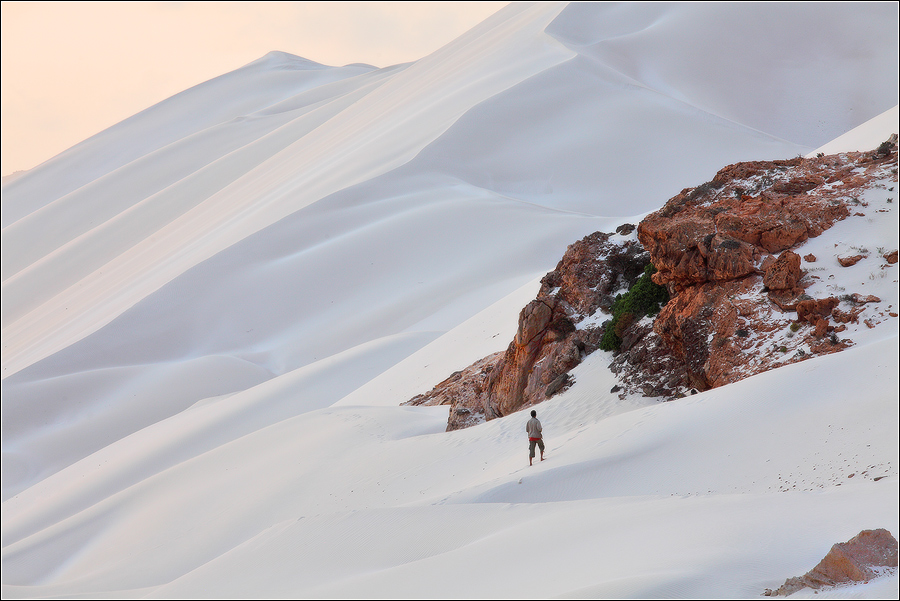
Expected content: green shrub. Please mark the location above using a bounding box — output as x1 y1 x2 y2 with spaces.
599 264 669 351
599 322 622 351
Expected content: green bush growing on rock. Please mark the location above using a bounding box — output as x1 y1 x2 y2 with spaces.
599 264 669 351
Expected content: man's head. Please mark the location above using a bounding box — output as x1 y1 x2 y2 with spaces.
530 410 536 417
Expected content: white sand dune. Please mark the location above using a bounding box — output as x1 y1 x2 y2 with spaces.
2 2 898 598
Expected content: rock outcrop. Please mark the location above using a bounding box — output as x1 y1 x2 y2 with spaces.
632 143 897 391
406 138 898 431
765 529 899 596
405 231 650 429
404 352 504 431
483 231 652 419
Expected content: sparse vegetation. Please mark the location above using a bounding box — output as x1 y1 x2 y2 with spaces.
599 264 669 351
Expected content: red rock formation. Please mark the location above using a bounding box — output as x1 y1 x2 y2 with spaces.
634 145 896 390
407 138 898 430
839 254 865 267
763 251 802 292
403 353 504 431
406 231 651 427
484 297 579 419
795 297 839 322
851 293 881 304
765 529 899 596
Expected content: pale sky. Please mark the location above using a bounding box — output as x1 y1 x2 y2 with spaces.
0 1 509 177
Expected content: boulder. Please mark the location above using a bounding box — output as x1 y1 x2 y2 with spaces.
765 529 899 596
796 297 839 324
838 254 865 267
763 251 802 292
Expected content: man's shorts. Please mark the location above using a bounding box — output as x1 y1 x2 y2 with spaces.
529 438 545 457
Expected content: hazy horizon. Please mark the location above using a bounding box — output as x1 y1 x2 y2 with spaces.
0 1 507 177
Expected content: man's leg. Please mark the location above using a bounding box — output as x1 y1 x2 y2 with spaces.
529 440 536 466
538 439 545 461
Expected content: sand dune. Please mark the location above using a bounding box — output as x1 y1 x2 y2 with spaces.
2 3 897 598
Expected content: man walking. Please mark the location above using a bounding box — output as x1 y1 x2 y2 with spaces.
526 409 544 465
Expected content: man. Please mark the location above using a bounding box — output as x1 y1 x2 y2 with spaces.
526 409 545 465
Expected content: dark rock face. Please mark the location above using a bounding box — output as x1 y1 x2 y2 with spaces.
765 529 899 596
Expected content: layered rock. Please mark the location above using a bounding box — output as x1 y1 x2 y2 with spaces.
765 529 899 596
